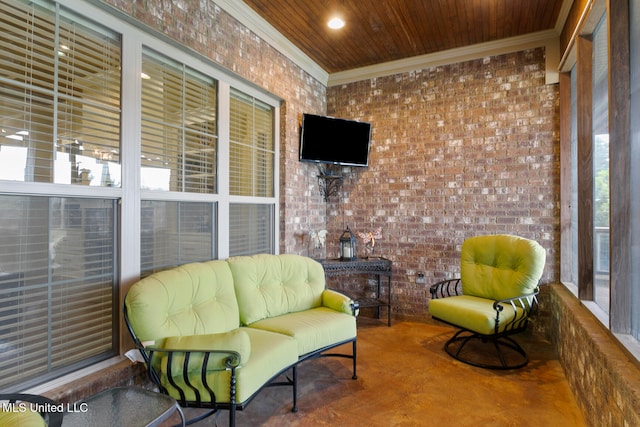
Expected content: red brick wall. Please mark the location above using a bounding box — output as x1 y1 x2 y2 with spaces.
327 48 560 319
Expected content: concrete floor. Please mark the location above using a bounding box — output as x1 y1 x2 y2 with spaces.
166 316 587 426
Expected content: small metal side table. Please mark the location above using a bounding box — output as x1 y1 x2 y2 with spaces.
319 257 392 326
62 386 185 427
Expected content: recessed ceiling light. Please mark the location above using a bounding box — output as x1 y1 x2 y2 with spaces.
327 17 345 30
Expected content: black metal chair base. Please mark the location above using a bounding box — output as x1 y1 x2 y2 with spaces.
444 329 529 370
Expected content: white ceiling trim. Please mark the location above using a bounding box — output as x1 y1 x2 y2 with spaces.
328 30 560 87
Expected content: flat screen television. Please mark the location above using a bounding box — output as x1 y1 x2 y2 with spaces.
299 113 372 167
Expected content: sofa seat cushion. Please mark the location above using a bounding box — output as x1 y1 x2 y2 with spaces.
158 327 298 405
429 295 524 335
247 307 357 357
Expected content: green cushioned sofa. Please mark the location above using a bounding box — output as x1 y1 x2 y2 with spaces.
124 254 358 426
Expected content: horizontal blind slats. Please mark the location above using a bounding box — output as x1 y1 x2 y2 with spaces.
140 201 215 275
0 0 122 187
0 194 116 390
229 204 273 256
141 49 217 194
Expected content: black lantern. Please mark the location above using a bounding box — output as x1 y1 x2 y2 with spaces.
339 225 357 261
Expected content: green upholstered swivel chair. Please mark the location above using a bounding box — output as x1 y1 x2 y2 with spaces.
429 234 546 369
0 394 63 427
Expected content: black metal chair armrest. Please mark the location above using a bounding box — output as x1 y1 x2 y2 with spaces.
351 300 360 316
141 346 244 408
491 288 540 334
144 346 243 370
429 278 462 299
492 287 540 311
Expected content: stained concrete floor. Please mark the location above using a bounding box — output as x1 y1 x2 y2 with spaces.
165 316 587 426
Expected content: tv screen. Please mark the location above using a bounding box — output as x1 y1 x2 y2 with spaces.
299 113 372 167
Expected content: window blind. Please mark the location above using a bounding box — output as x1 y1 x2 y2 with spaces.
141 49 218 193
229 203 274 256
229 89 274 197
140 201 215 276
0 195 117 391
0 0 121 186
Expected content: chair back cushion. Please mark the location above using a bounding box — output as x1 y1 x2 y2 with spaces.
227 254 327 325
125 260 240 343
460 234 545 301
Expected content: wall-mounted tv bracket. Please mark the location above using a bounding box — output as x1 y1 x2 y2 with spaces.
317 164 343 201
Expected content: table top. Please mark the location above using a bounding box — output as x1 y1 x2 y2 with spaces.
319 257 392 275
62 386 183 427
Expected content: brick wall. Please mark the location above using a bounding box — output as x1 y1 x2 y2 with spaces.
326 48 560 320
549 284 640 427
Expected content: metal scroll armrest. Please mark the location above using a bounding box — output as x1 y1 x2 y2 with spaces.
429 278 462 299
141 346 243 409
491 287 541 334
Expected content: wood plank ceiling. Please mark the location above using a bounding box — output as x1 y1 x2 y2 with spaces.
241 0 564 73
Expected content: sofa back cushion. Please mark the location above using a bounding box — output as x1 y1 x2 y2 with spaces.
125 260 239 343
227 254 326 325
460 234 546 301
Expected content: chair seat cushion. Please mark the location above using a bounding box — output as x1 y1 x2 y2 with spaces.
247 307 357 356
429 295 524 335
159 328 298 404
0 409 46 427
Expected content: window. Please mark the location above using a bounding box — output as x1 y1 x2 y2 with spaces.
561 0 639 352
228 89 277 256
0 196 117 390
141 201 216 275
229 89 275 197
591 14 609 313
139 49 220 275
0 0 121 186
569 65 578 286
0 0 120 390
141 49 218 193
229 203 274 256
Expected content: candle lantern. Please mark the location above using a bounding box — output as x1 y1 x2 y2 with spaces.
339 225 357 261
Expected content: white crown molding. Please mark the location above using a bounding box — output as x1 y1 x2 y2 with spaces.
218 1 562 89
215 0 329 85
328 30 560 87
